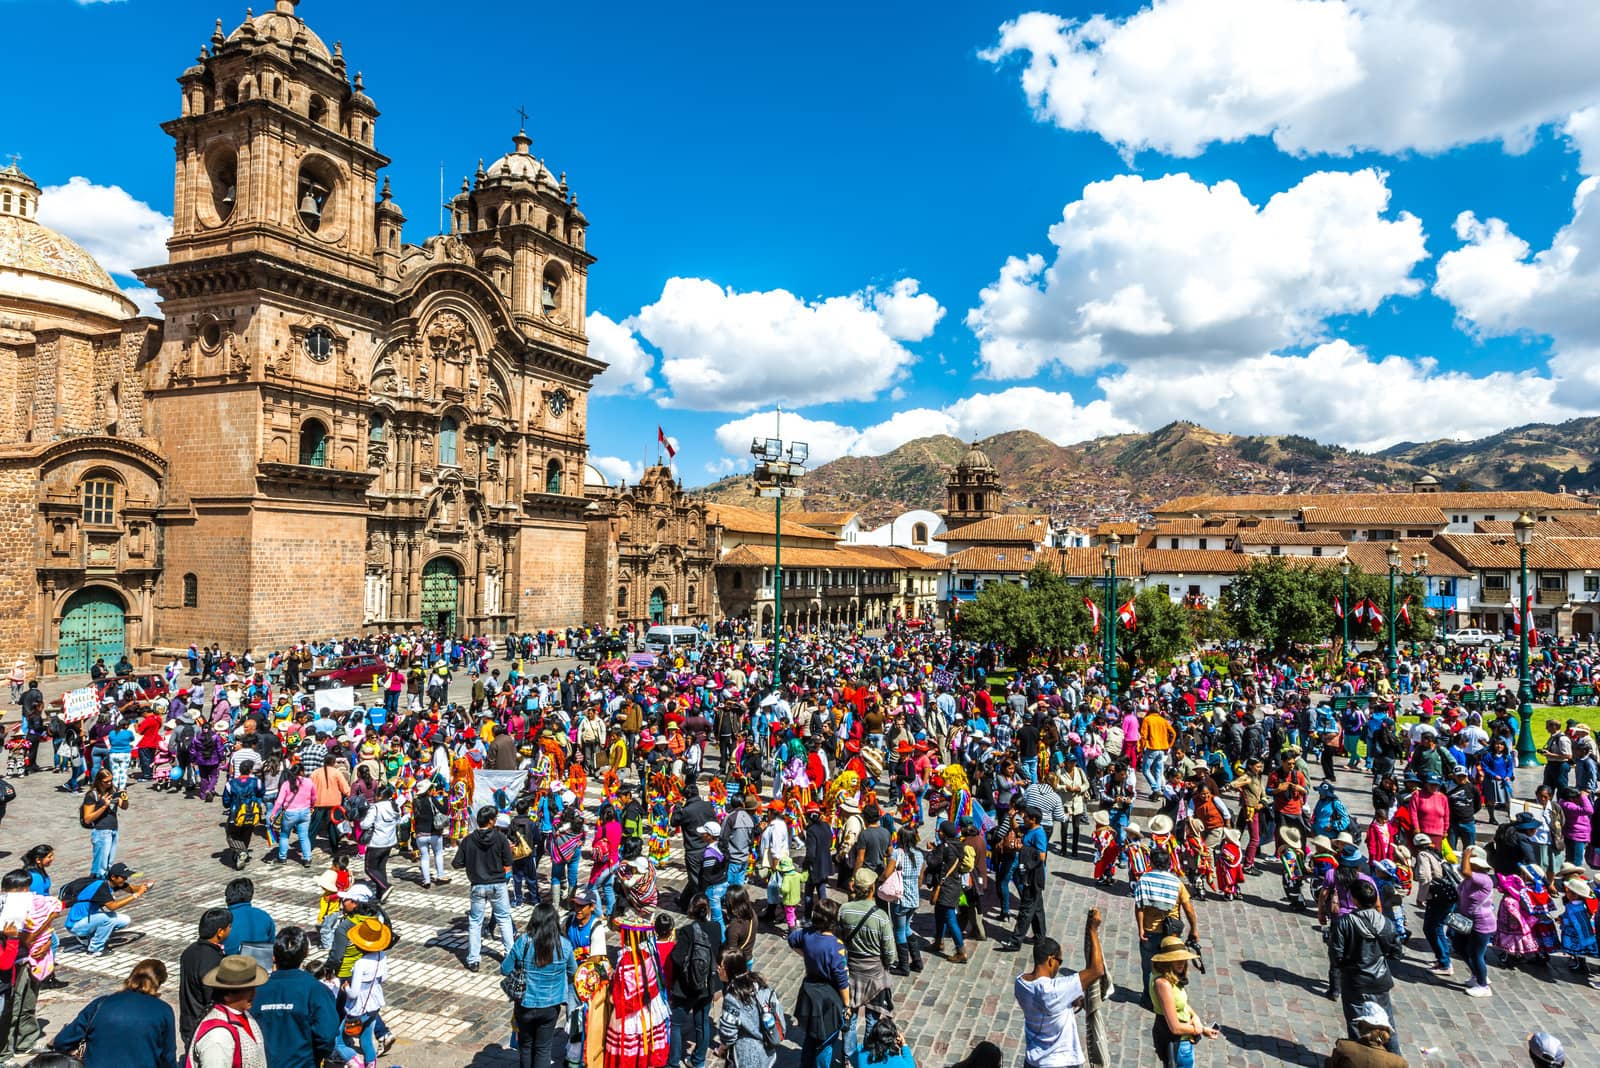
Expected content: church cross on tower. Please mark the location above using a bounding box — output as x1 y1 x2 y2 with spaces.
516 105 529 131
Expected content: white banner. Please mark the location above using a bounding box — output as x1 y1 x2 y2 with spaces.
61 688 99 723
313 686 356 715
472 769 527 813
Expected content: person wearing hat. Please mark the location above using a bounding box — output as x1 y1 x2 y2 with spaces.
1146 933 1218 1067
63 861 150 957
1528 1031 1567 1068
799 803 831 920
1130 843 1199 1005
188 954 269 1068
1323 1002 1406 1068
321 883 391 981
410 777 450 889
340 917 391 1067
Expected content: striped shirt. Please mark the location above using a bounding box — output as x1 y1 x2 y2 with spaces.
1019 782 1066 828
1131 869 1182 911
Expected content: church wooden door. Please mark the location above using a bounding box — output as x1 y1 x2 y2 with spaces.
420 559 461 636
58 588 126 674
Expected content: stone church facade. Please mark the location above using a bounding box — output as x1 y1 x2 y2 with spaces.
0 0 610 673
582 464 718 630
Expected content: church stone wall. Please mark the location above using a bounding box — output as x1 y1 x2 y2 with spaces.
243 504 366 649
0 465 37 671
515 520 588 629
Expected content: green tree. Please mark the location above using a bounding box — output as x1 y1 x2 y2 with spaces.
1223 557 1333 650
1122 587 1193 669
956 580 1037 652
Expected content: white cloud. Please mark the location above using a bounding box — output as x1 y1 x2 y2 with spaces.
713 387 1133 467
121 285 162 319
703 457 745 478
967 169 1426 378
37 177 170 279
590 456 644 486
1096 341 1575 451
585 312 653 395
631 276 945 411
1435 176 1600 400
984 1 1600 161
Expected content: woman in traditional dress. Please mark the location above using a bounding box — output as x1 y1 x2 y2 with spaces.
603 919 670 1067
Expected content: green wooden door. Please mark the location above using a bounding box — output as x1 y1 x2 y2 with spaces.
421 559 460 635
649 587 667 624
58 588 125 674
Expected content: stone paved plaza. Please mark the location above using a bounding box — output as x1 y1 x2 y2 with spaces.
7 675 1597 1067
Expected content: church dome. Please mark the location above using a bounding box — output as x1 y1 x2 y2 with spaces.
486 131 560 190
583 462 609 488
958 440 993 470
0 163 137 324
227 0 332 63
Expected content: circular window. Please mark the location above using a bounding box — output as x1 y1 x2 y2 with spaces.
304 326 334 361
200 323 223 351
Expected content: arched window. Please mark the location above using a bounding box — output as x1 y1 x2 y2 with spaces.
486 439 497 461
912 522 929 544
182 573 198 608
368 414 385 442
617 586 628 607
688 584 697 605
957 493 968 512
81 478 117 526
438 416 459 466
298 420 328 467
546 459 563 494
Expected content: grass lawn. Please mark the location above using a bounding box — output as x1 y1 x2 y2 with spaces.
1387 704 1600 763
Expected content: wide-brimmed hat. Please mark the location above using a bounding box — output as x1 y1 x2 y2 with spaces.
1147 814 1173 837
1092 810 1110 827
1222 827 1242 847
1125 821 1142 837
317 871 342 895
838 798 860 814
1567 877 1594 900
202 954 270 990
347 917 393 953
851 868 877 892
1309 835 1333 853
1150 935 1198 964
1279 825 1303 850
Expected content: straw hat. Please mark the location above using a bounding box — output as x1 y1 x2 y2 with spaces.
347 917 393 953
1149 936 1198 964
1222 827 1242 847
1567 877 1595 900
1125 821 1142 837
1279 825 1303 850
202 955 270 990
1092 810 1110 827
1147 814 1174 837
1309 835 1333 853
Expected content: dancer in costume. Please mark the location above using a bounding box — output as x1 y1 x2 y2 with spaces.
603 921 671 1067
1091 810 1120 885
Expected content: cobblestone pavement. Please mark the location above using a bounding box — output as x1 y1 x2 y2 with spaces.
5 672 1597 1066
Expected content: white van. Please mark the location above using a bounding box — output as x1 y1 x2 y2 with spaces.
644 625 703 656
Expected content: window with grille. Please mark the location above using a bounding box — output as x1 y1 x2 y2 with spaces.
183 573 198 607
82 480 116 525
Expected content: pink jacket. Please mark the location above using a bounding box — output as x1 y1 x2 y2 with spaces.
1408 790 1450 839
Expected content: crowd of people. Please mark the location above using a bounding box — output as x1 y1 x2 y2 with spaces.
0 623 1591 1068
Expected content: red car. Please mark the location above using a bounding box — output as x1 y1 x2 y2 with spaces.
306 654 388 690
53 673 170 712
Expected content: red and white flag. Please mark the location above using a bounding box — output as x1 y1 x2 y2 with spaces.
657 426 676 459
1365 599 1384 628
1117 598 1138 630
1399 597 1412 625
1332 594 1345 619
1084 597 1101 634
1509 602 1522 634
1351 599 1368 623
1525 594 1539 646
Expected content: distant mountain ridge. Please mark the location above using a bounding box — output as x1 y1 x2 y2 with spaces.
695 417 1600 528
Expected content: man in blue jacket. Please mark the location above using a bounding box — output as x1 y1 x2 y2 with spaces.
221 877 276 963
251 927 339 1068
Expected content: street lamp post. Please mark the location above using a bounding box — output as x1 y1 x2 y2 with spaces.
1385 544 1402 682
1515 511 1539 766
1103 533 1120 694
750 416 808 697
1340 558 1352 664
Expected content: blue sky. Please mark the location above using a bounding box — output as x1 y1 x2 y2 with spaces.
11 0 1600 484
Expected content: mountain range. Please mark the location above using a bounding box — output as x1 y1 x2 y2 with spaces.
696 417 1600 528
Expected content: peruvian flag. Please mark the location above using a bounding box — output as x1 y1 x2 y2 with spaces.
1365 599 1384 628
1525 594 1539 647
1509 602 1522 634
1332 594 1345 619
1351 599 1368 623
1117 598 1138 630
1084 597 1101 634
1399 597 1412 625
657 426 676 459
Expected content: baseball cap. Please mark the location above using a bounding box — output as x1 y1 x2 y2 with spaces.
106 863 141 880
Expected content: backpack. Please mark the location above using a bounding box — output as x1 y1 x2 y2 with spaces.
755 986 786 1052
679 923 715 1000
232 797 265 829
343 793 370 827
61 877 105 926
